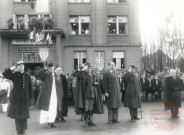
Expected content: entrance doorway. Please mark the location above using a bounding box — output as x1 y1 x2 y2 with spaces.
24 63 44 75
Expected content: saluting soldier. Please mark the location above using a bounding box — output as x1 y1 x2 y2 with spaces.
3 60 32 135
123 65 142 120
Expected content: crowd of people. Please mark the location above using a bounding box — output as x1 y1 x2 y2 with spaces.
0 60 184 135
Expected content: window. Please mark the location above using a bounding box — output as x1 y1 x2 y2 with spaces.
70 16 90 35
74 52 86 70
16 15 25 29
108 16 127 34
29 15 38 20
21 52 42 63
107 0 127 3
95 52 104 70
113 52 125 69
69 0 90 3
15 0 32 2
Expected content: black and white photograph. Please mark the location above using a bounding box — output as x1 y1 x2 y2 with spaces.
0 0 184 135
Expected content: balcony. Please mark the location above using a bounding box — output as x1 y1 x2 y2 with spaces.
0 29 65 39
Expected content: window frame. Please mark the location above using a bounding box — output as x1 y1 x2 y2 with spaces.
112 51 125 69
108 16 128 35
74 51 87 70
95 51 105 70
69 15 90 35
106 0 128 4
69 0 91 4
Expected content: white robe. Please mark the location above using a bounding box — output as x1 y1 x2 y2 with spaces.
40 74 57 124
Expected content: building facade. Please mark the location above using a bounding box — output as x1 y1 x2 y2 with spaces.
0 0 141 74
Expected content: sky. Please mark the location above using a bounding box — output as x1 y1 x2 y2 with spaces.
140 0 184 43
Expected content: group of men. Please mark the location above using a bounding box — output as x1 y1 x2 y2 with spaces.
2 60 68 135
71 62 142 126
2 59 183 135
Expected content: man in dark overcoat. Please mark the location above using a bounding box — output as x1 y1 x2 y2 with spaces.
71 65 85 120
102 62 121 124
123 65 141 120
3 60 32 135
166 69 183 118
60 70 68 121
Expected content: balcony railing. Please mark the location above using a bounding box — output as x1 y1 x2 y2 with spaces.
8 14 54 30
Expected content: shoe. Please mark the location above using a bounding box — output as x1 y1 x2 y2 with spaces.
89 122 97 126
48 123 58 128
131 117 135 120
134 117 140 120
16 132 21 135
175 115 180 118
50 123 57 128
55 118 60 123
108 121 112 124
60 117 66 122
22 131 28 135
113 120 120 123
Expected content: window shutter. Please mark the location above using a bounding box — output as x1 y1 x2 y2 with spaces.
83 58 86 64
113 58 116 65
121 58 124 69
74 58 78 70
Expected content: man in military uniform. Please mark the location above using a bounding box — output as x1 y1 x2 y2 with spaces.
3 60 32 135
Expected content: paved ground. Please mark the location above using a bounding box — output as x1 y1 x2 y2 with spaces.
0 102 184 135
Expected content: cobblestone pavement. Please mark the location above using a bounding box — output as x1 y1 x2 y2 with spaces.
0 102 184 135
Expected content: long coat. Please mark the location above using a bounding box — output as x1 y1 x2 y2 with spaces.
102 70 121 109
61 74 68 117
166 76 182 108
36 69 62 111
81 71 104 114
3 69 32 119
55 75 63 112
123 72 141 108
72 70 84 114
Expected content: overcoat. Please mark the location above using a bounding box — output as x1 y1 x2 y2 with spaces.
55 74 63 112
102 70 121 109
36 69 62 111
3 69 32 119
165 76 182 108
123 72 141 108
61 74 68 117
72 70 84 114
80 71 104 114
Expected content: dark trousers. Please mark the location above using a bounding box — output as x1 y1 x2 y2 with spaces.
56 107 63 119
171 106 179 117
15 119 27 133
129 108 138 118
145 92 148 102
108 108 118 121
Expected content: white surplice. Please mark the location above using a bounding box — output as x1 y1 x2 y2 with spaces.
40 74 57 124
